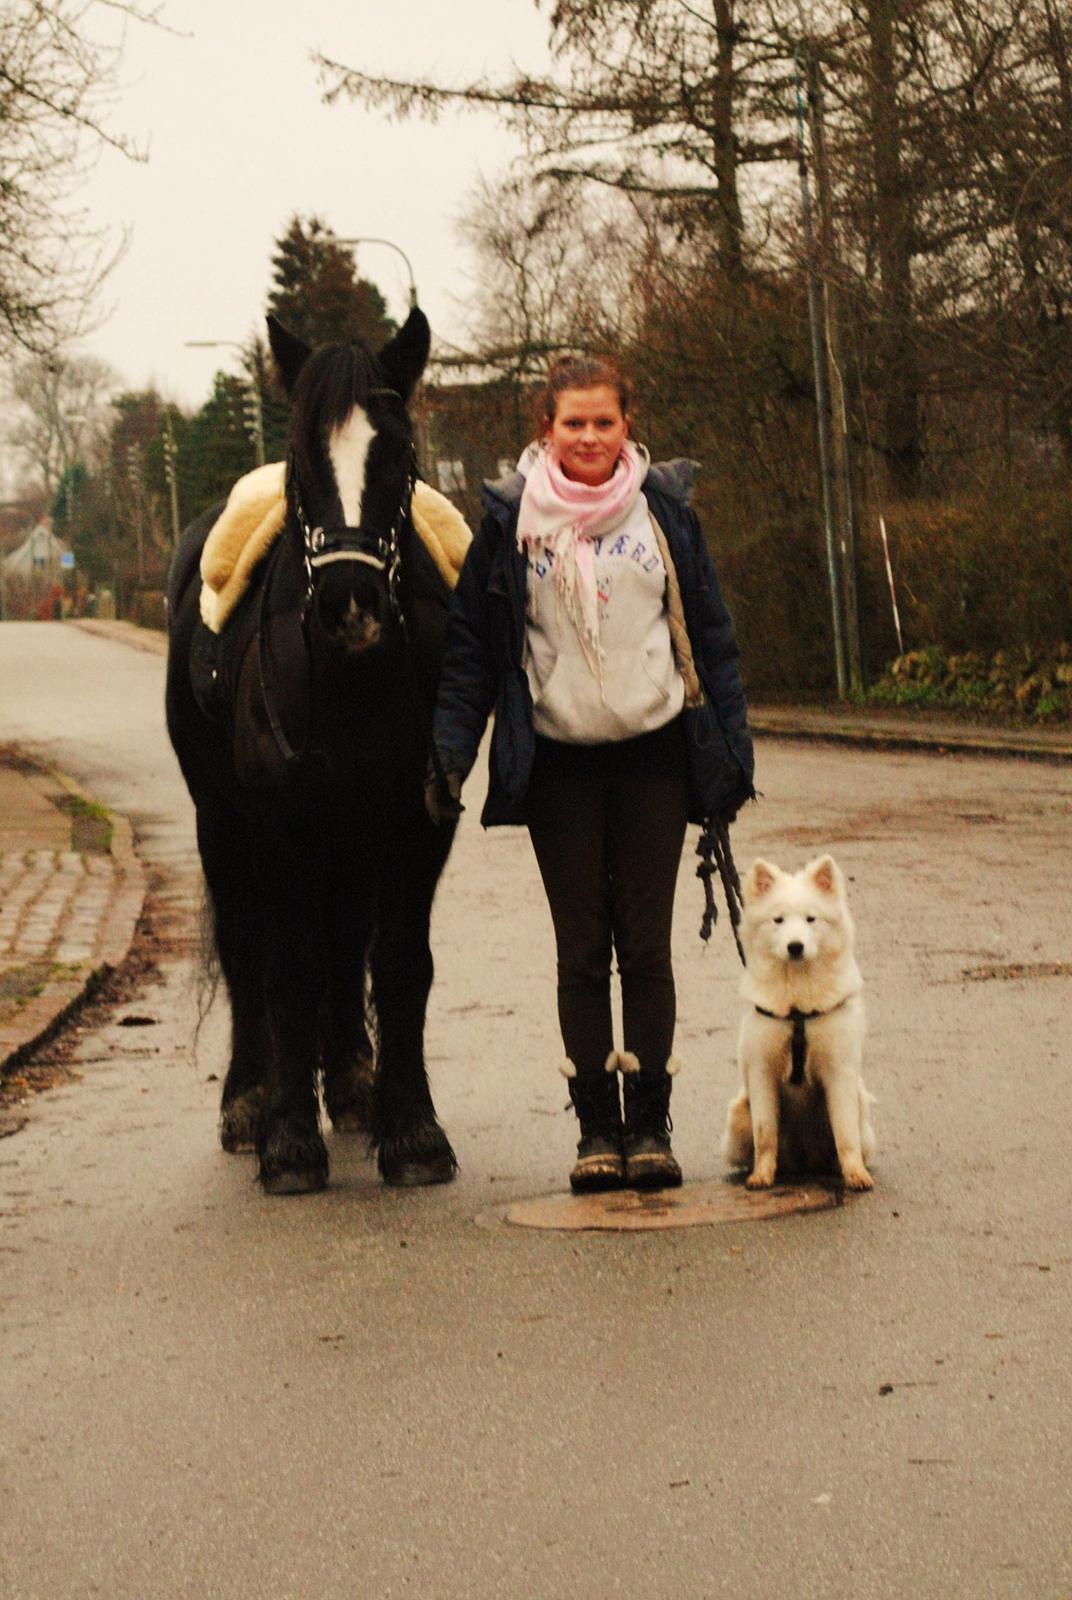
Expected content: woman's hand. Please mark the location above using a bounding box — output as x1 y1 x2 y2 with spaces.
424 768 464 826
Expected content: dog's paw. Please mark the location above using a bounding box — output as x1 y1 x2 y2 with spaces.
840 1163 874 1191
745 1167 775 1190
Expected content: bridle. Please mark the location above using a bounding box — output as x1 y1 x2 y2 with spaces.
257 394 444 782
289 389 417 621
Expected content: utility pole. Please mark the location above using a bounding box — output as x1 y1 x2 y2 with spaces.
806 48 863 695
241 381 266 467
794 44 848 699
162 414 182 547
126 442 145 583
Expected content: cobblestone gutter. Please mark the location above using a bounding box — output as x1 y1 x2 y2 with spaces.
0 754 146 1088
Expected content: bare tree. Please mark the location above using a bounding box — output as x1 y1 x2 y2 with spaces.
318 2 795 281
0 1 164 354
6 349 118 496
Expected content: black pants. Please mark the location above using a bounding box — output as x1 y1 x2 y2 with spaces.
527 720 689 1079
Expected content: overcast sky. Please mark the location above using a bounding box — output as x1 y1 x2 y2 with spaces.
80 0 552 407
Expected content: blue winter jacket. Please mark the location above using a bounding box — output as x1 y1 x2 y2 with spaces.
433 460 755 827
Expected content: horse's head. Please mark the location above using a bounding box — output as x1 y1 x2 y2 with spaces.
268 308 430 655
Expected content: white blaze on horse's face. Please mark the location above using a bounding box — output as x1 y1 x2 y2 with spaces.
328 406 376 527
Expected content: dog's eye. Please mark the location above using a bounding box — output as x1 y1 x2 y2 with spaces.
773 916 784 925
806 915 816 923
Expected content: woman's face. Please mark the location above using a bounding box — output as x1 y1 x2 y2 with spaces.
545 384 629 486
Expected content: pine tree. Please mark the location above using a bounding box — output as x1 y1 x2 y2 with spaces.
266 215 396 350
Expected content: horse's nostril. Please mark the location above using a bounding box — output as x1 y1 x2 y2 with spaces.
787 941 805 960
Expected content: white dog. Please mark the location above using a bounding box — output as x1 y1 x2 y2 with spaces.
722 854 875 1191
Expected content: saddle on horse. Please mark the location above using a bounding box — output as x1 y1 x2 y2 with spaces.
198 461 472 634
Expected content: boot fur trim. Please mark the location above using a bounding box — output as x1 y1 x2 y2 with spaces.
558 1058 577 1080
666 1055 684 1077
617 1050 641 1075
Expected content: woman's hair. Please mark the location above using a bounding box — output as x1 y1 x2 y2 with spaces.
537 355 633 427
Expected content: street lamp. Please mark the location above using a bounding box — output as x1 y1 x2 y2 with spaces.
335 237 419 310
184 339 265 465
335 238 429 473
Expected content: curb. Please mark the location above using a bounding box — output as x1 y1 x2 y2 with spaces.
748 711 1072 765
0 767 147 1081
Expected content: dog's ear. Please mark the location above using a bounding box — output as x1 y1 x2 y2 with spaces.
806 855 841 896
744 859 779 902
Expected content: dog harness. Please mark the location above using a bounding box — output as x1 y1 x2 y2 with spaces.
753 1000 848 1085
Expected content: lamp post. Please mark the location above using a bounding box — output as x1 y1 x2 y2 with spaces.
334 237 419 310
184 339 265 465
335 237 428 473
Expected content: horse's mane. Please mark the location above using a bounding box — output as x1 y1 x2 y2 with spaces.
288 341 384 485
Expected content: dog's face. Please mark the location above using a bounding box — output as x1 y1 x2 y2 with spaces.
740 855 853 969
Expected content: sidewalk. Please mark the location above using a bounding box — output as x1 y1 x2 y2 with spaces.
748 700 1072 762
0 750 146 1112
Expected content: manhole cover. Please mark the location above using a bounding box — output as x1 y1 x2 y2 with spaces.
494 1179 849 1232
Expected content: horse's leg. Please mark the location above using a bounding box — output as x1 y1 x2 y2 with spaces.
256 851 330 1194
370 816 456 1187
321 882 375 1136
196 804 268 1153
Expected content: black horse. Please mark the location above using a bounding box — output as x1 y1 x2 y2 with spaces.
165 310 458 1194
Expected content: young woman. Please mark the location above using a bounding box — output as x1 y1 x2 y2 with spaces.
427 357 754 1192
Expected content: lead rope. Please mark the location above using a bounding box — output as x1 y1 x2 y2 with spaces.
696 819 747 967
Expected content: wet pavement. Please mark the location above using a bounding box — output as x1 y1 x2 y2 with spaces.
1 617 1070 1600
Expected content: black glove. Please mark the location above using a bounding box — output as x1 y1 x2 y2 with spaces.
424 767 464 826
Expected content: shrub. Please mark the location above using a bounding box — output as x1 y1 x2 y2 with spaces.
866 643 1071 720
710 484 1072 699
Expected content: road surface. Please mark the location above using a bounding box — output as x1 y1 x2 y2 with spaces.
1 619 1070 1599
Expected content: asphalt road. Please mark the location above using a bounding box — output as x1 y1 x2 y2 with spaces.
1 619 1070 1600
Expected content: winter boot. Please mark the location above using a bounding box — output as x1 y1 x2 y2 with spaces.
565 1058 625 1193
622 1057 683 1190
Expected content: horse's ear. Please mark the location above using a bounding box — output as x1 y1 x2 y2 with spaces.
377 308 431 402
267 315 311 397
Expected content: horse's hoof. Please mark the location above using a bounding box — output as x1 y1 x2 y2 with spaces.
220 1088 264 1154
325 1056 376 1135
383 1152 457 1187
261 1166 328 1196
258 1124 329 1195
378 1123 457 1188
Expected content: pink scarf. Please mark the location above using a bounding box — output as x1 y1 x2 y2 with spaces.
517 439 645 677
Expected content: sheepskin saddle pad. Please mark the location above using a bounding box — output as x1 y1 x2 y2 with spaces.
199 460 472 633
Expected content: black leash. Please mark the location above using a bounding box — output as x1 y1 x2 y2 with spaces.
696 819 746 966
396 599 454 794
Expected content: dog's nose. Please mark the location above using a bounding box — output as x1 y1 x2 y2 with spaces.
787 940 805 960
